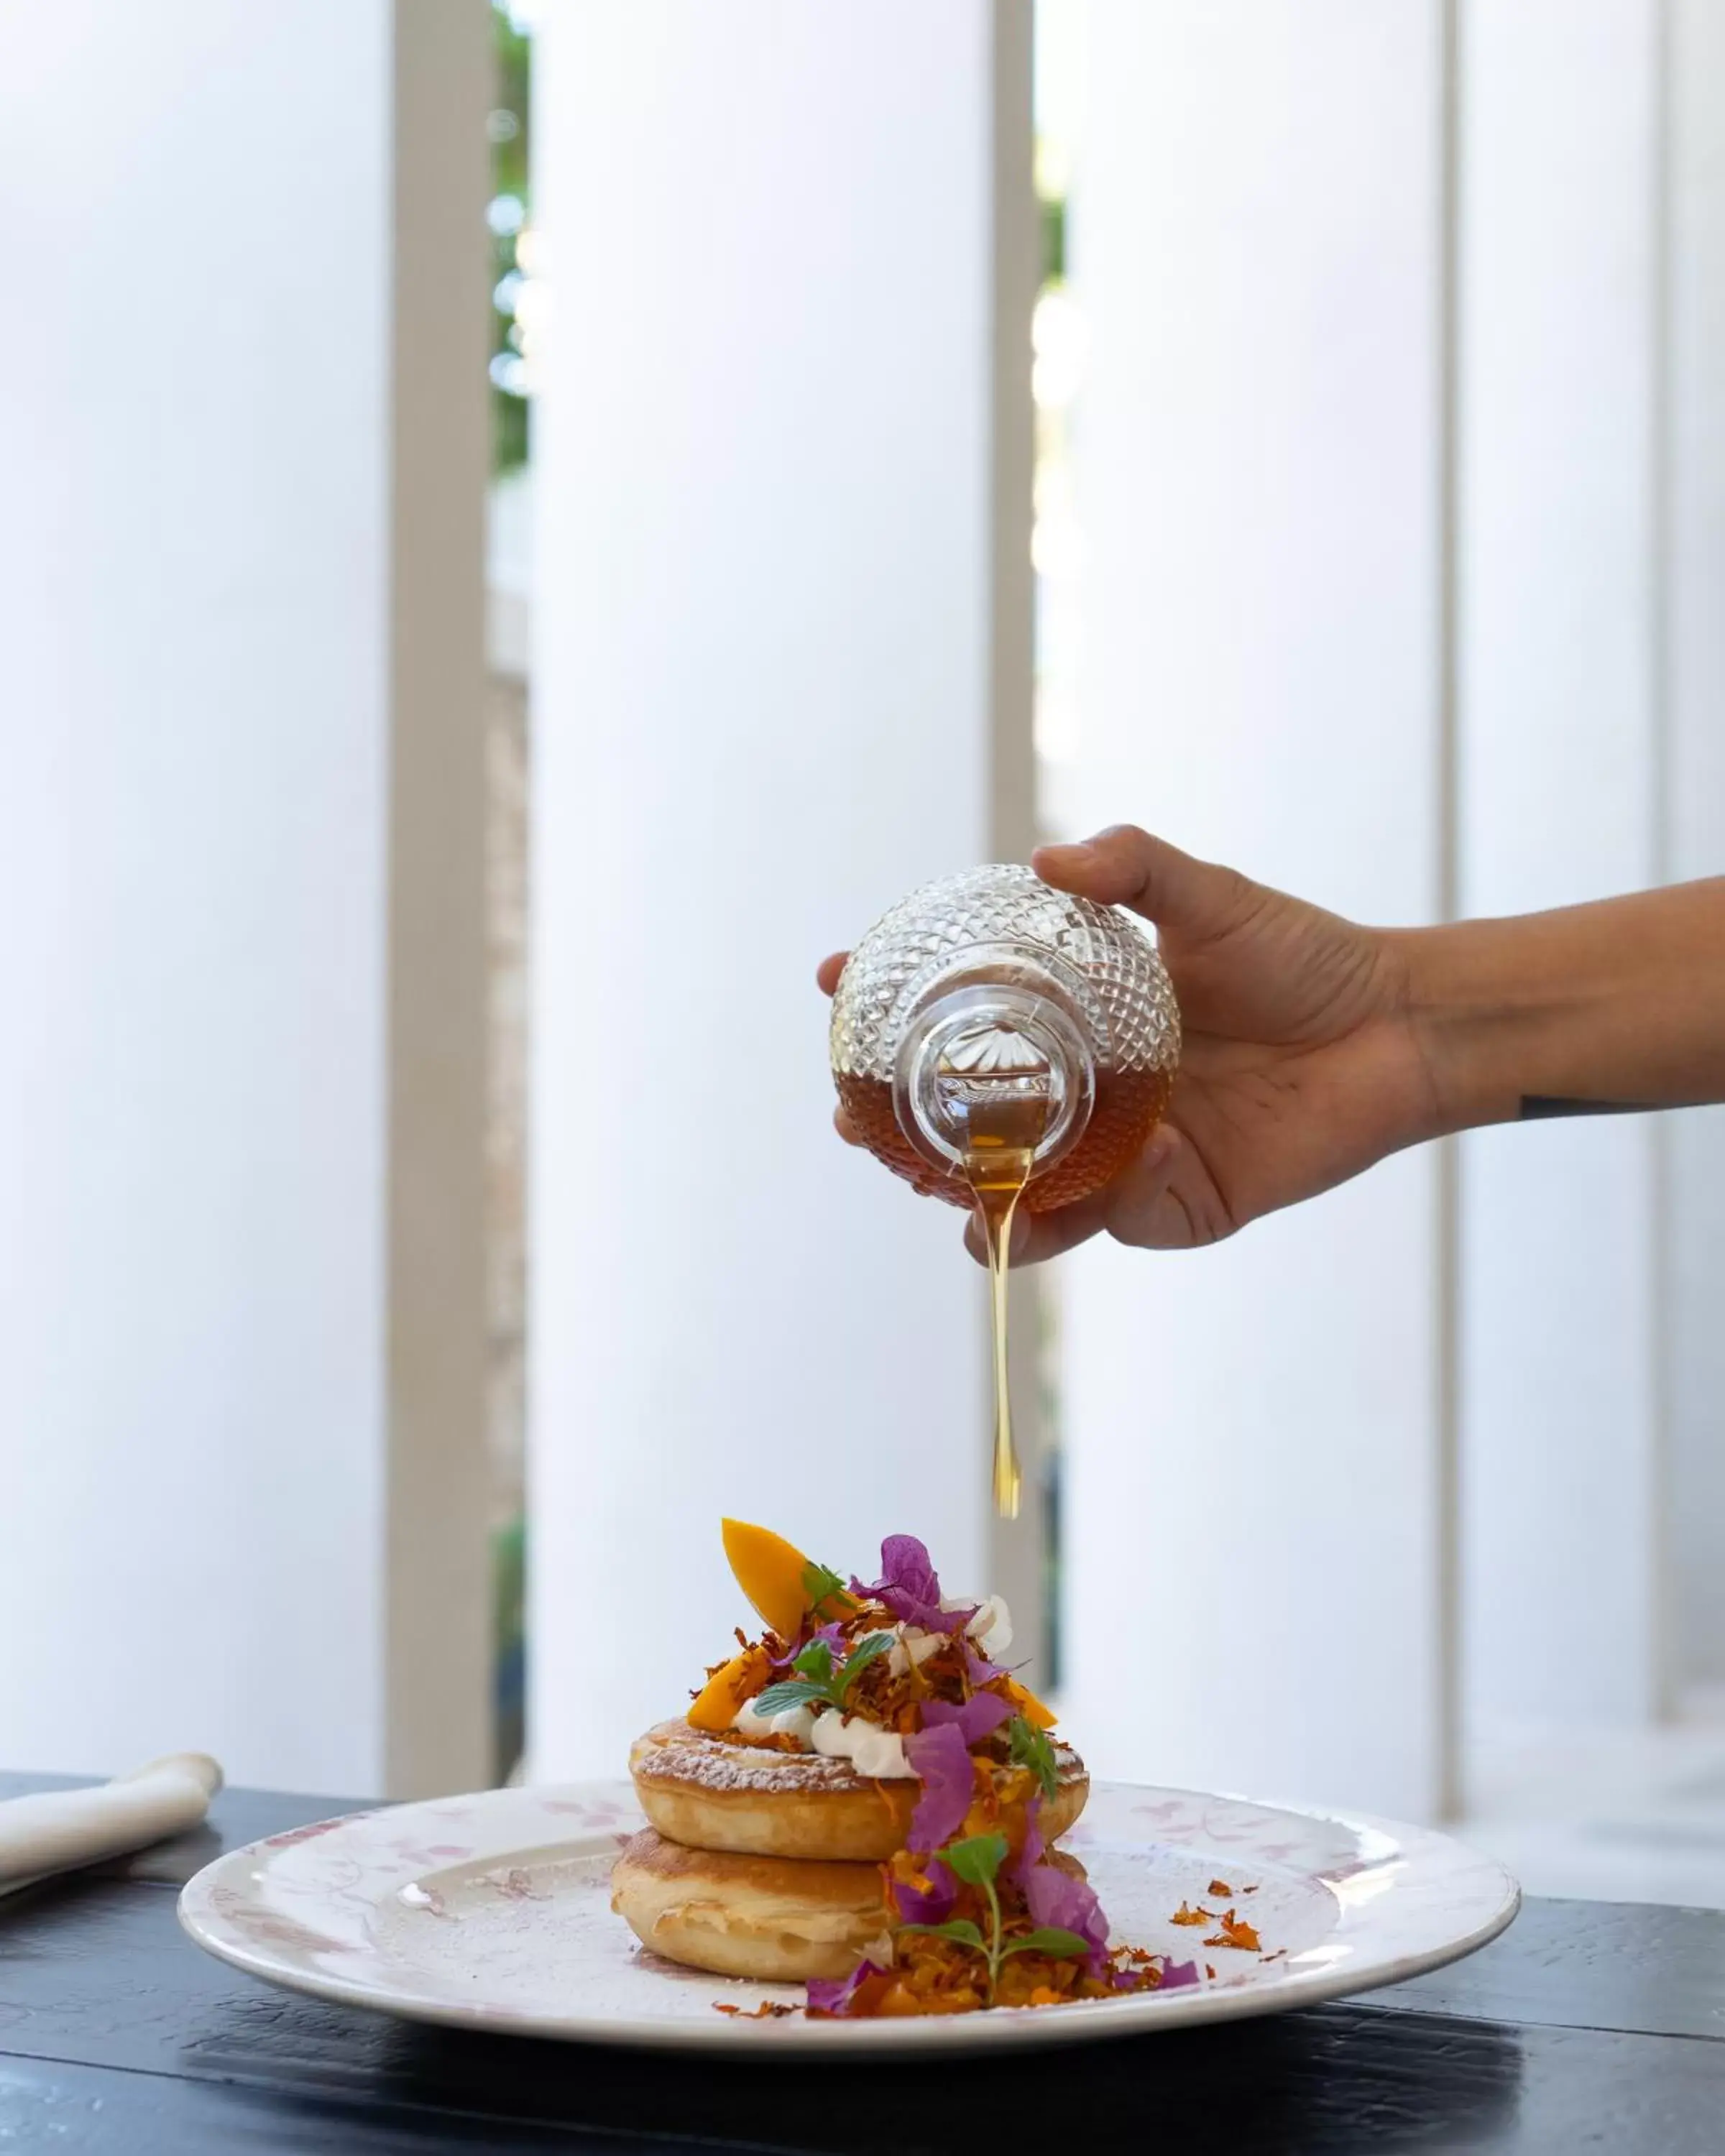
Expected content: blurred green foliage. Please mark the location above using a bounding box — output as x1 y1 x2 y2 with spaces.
1040 190 1066 287
494 1514 525 1783
491 4 530 475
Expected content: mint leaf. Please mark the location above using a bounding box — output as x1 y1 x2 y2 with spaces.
1002 1926 1090 1961
941 1833 1009 1889
836 1630 896 1692
801 1560 850 1613
749 1681 831 1718
792 1639 834 1687
1008 1715 1059 1801
897 1918 987 1951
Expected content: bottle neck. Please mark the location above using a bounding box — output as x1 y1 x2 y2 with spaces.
891 969 1095 1180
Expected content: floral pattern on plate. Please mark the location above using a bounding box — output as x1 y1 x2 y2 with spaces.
178 1779 1517 2054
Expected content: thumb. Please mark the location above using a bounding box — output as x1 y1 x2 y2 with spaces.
1033 825 1254 936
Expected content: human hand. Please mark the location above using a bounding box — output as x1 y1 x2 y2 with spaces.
819 826 1440 1264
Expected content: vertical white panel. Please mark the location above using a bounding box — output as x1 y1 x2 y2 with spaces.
530 2 1029 1775
1064 1 1447 1815
0 1 489 1793
1458 0 1662 1735
1666 0 1725 1697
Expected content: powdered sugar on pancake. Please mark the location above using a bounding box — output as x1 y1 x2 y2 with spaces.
634 1726 868 1795
631 1719 1083 1800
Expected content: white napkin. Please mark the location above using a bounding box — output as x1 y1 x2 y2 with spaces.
0 1753 223 1898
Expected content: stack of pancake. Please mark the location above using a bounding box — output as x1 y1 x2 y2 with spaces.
611 1714 1090 1983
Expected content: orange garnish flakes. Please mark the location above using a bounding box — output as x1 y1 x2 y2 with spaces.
814 1930 1182 2019
1169 1901 1213 1926
1208 1879 1234 1899
814 1857 1201 2021
1203 1911 1261 1952
712 1999 796 2019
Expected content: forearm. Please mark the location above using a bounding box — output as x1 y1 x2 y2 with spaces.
1396 879 1725 1134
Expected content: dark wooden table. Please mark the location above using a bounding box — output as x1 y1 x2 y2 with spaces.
3 1772 1724 2150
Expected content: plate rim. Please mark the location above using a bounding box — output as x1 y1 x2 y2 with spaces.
177 1778 1521 2054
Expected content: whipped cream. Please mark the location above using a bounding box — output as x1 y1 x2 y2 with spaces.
731 1694 914 1777
809 1710 913 1779
964 1595 1013 1659
886 1595 1013 1675
886 1628 945 1679
732 1695 818 1746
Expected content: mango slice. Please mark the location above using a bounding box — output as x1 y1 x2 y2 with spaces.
688 1644 771 1732
721 1517 822 1641
1003 1675 1058 1730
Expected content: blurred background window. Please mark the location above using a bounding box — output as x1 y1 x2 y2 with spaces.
6 1 1725 1909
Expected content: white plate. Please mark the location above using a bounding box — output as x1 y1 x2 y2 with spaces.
178 1780 1518 2054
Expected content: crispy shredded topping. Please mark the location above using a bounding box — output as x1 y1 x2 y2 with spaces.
695 1574 1012 1746
806 1932 1190 2018
671 1529 1282 2025
804 1837 1207 2020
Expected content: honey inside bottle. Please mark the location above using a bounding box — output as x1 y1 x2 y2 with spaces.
834 1064 1172 1215
827 863 1181 1523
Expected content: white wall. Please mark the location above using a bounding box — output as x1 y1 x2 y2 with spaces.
1061 0 1449 1818
528 1 1029 1777
1458 0 1665 1736
1666 0 1725 1697
1061 0 1725 1795
0 1 489 1795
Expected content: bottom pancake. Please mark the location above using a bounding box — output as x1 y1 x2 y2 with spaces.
611 1828 892 1983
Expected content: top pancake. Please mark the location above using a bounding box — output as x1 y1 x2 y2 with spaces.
629 1716 1089 1862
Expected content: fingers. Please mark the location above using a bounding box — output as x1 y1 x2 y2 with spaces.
1100 1125 1233 1250
1032 826 1248 936
816 952 848 997
833 1105 862 1147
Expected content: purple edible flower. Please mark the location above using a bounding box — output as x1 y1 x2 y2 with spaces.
850 1534 975 1636
903 1722 976 1853
920 1691 1014 1746
891 1857 957 1925
1006 1797 1045 1889
962 1640 1008 1686
1024 1861 1111 1976
806 1959 885 2017
1156 1957 1201 1991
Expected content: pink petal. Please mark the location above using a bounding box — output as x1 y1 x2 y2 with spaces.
921 1692 1013 1746
805 1958 885 2016
903 1722 976 1853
